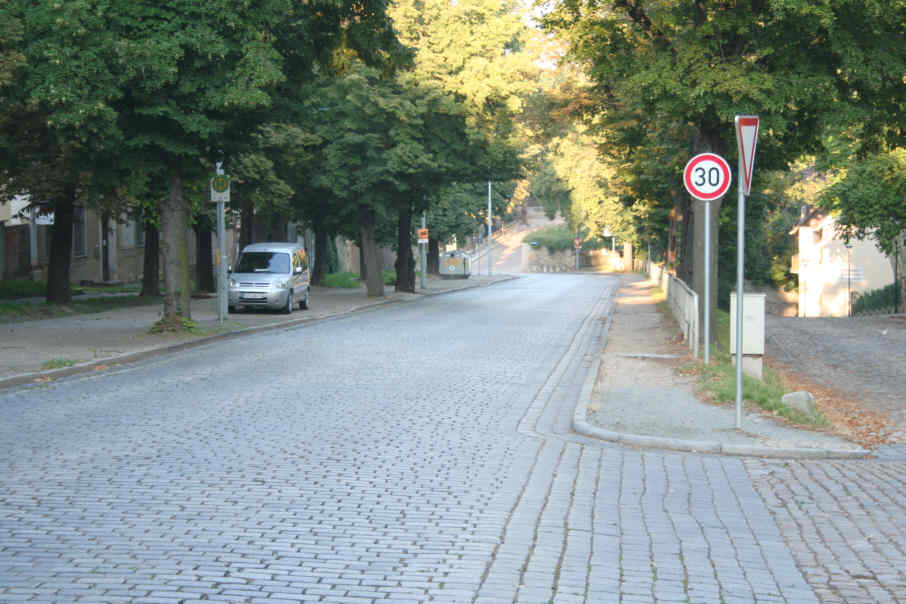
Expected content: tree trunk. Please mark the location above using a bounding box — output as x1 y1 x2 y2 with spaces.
359 204 384 297
359 242 367 282
623 242 633 271
427 238 440 274
692 197 721 349
194 217 215 293
140 220 160 298
45 193 74 304
667 190 683 266
690 127 725 350
395 206 416 293
677 200 694 284
312 226 328 286
240 191 254 249
160 167 192 323
101 213 111 282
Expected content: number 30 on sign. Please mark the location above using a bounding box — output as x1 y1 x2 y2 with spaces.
683 153 731 201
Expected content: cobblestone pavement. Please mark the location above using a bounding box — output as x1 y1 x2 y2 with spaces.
1 274 905 603
766 315 906 438
747 457 906 604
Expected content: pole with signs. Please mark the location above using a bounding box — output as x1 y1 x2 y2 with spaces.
734 115 760 429
683 153 732 366
487 180 493 276
211 163 230 324
419 214 428 290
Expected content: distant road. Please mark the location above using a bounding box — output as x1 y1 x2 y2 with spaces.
475 206 563 275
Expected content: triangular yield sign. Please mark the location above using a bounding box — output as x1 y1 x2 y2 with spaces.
736 116 759 196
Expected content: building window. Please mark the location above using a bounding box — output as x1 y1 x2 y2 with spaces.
120 218 135 249
72 206 86 257
120 216 145 249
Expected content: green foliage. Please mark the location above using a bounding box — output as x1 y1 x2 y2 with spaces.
529 224 603 254
324 272 362 289
716 182 801 307
542 0 906 299
0 295 151 323
695 362 828 427
302 63 481 251
852 283 901 316
388 0 530 246
695 308 827 426
0 279 46 299
148 315 202 335
41 359 77 371
325 236 340 274
323 270 396 288
820 149 906 255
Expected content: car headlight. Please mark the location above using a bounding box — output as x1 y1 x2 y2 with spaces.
229 278 237 288
274 279 289 289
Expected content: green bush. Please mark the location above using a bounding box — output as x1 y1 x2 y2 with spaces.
323 270 397 288
324 272 361 288
530 224 604 254
0 279 46 299
852 283 900 315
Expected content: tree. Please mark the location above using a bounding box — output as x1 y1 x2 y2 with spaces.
303 66 477 294
389 0 531 271
821 149 906 256
109 0 402 326
1 0 133 303
542 0 906 344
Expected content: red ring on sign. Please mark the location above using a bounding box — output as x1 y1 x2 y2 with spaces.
684 153 732 201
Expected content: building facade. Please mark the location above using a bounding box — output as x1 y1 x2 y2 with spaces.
791 206 899 317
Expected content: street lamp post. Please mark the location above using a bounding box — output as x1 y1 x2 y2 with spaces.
845 243 853 317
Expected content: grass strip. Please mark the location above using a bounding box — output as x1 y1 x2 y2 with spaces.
0 295 156 323
690 308 829 427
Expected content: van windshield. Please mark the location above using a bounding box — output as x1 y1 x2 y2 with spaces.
234 252 290 274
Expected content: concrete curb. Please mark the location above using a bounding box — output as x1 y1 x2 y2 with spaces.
571 294 872 459
0 276 518 392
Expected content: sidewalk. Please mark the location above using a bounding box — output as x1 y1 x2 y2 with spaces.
0 273 514 389
575 274 870 458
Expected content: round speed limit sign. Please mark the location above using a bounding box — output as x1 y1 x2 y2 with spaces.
683 153 732 201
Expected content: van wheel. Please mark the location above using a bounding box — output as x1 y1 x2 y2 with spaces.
299 287 309 310
283 290 293 314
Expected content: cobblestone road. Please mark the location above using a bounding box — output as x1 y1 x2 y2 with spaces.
766 315 906 438
2 275 905 603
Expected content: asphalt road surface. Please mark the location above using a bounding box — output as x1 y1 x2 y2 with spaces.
1 274 904 603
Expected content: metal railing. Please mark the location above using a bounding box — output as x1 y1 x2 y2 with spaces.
648 262 699 358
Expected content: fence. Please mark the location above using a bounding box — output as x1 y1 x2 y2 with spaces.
647 262 699 358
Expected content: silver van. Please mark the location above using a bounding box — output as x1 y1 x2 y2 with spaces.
228 242 310 313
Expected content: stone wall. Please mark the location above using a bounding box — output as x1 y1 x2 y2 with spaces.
522 245 626 272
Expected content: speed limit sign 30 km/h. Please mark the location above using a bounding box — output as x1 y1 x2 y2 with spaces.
684 153 732 201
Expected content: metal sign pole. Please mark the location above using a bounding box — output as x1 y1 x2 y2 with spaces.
733 115 759 430
735 148 745 429
217 201 226 323
487 180 492 276
704 199 711 364
420 211 427 290
212 162 229 324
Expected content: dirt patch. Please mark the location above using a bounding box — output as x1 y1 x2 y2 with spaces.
764 358 896 448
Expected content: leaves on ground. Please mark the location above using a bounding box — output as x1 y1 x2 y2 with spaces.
765 359 896 448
